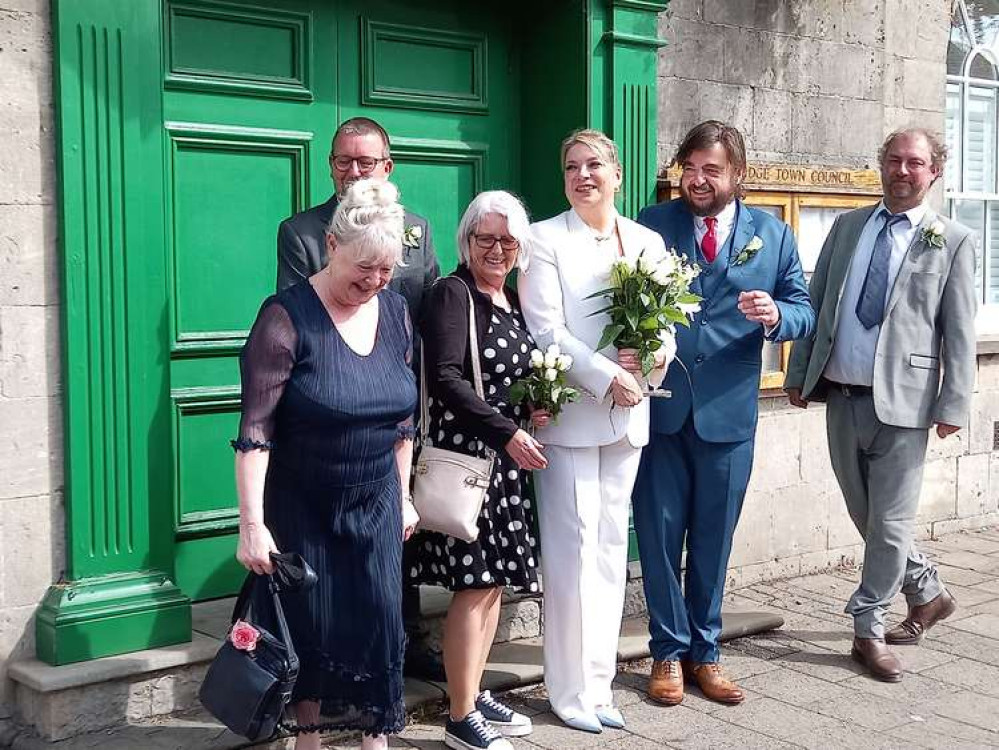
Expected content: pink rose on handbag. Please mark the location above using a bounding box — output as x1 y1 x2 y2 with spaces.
230 619 260 652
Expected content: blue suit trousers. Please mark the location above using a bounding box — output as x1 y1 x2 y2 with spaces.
632 417 755 663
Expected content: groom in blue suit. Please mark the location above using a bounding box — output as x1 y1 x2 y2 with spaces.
633 121 815 706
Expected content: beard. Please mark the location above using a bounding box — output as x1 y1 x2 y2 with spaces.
680 182 736 217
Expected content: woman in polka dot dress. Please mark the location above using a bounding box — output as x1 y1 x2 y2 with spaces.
409 192 548 750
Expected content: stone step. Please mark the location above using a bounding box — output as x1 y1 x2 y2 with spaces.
4 608 782 749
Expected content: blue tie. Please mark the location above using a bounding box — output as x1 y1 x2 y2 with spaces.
856 210 907 329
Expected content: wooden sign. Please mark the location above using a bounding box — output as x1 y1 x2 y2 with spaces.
664 163 882 195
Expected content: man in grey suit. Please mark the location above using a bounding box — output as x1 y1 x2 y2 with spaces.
786 128 977 682
277 117 439 309
277 116 442 679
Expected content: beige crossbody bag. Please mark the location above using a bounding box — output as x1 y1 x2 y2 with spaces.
412 279 495 543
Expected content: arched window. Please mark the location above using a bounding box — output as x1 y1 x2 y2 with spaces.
947 0 999 304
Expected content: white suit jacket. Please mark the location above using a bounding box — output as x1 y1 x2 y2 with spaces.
518 209 668 448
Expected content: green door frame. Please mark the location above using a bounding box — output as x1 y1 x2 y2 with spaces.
40 0 668 665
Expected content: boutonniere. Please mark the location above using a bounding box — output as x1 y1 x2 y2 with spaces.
921 220 945 249
732 235 764 266
403 224 423 249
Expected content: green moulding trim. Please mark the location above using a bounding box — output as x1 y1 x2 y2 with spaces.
35 570 192 666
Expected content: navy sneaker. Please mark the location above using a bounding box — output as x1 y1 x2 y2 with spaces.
444 710 514 750
475 690 533 737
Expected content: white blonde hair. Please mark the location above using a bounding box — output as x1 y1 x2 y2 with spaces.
327 178 406 265
456 190 532 270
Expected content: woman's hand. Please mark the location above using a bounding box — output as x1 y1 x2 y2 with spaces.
505 428 549 470
402 497 420 541
237 521 278 575
530 408 552 430
609 369 643 407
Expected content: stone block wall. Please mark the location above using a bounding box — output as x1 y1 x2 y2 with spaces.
0 0 62 716
657 0 950 168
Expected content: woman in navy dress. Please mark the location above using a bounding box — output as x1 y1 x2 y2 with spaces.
233 179 418 750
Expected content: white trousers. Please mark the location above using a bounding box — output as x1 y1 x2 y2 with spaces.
535 437 642 719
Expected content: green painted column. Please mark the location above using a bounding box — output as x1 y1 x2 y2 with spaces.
39 0 190 665
588 0 669 219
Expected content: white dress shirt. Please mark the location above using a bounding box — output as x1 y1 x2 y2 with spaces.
693 200 737 254
824 200 927 386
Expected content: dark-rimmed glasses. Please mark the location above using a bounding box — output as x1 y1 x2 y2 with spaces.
471 234 520 251
330 155 390 173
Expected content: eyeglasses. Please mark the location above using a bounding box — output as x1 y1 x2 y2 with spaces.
330 155 390 173
471 234 520 251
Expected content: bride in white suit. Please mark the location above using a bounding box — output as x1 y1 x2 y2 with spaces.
518 129 676 733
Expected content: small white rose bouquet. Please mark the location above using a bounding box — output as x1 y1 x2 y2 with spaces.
587 249 702 375
509 343 579 419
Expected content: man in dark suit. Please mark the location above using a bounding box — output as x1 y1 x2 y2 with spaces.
632 121 815 707
277 116 442 679
786 129 976 682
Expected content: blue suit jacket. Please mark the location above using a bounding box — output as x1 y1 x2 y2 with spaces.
638 199 815 443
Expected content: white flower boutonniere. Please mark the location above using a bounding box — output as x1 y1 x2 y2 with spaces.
733 235 764 266
921 220 946 249
403 224 423 249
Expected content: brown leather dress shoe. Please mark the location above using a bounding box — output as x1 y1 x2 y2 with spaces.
647 659 684 705
851 637 903 682
682 661 744 704
885 590 957 645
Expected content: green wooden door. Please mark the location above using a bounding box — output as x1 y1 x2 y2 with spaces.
162 0 521 600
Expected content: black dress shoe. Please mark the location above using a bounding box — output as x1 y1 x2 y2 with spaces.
404 642 446 681
851 637 903 682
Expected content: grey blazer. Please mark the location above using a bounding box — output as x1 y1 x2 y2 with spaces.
276 195 440 321
786 204 977 429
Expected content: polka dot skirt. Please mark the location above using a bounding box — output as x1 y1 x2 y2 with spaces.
408 305 540 593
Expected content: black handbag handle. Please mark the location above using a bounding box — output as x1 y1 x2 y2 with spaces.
229 553 314 675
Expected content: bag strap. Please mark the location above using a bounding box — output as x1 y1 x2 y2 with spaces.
419 278 493 458
230 572 299 673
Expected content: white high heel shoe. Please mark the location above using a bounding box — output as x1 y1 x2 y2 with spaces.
595 706 625 729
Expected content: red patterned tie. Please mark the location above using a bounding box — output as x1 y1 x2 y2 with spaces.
702 216 718 263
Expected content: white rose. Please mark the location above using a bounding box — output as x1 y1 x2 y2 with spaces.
529 349 544 368
546 343 560 355
556 354 572 371
652 266 673 286
930 220 945 236
410 225 423 239
678 301 701 316
637 255 656 274
658 253 678 276
544 352 558 368
544 368 558 382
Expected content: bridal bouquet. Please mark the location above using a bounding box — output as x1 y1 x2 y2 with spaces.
588 250 702 375
509 344 579 419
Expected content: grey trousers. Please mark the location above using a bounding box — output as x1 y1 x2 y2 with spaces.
826 389 944 639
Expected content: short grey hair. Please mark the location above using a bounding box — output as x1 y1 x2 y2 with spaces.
327 178 405 266
456 191 532 270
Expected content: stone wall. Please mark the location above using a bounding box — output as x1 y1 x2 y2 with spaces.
0 0 62 716
657 0 950 168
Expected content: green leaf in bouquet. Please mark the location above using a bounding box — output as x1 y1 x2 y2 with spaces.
509 379 529 405
639 292 651 307
583 286 617 301
678 292 702 304
664 308 690 325
641 349 656 376
597 323 626 351
625 307 640 331
639 315 660 331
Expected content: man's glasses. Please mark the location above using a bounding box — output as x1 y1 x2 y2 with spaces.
331 155 390 173
471 234 520 251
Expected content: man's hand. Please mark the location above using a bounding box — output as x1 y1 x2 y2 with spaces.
935 422 960 439
738 290 780 328
786 387 809 409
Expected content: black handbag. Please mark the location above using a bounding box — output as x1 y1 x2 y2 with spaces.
199 553 316 741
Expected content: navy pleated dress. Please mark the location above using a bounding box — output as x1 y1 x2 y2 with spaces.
233 281 417 736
